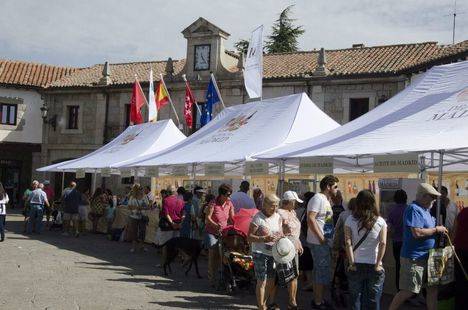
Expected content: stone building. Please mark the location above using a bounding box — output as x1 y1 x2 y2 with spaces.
0 60 75 204
39 18 468 193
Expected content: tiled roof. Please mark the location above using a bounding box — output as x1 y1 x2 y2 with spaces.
263 41 468 78
0 60 76 88
48 59 186 88
47 40 468 88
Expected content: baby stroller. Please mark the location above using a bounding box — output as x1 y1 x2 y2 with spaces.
219 208 258 294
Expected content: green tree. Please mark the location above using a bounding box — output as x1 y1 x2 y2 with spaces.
234 39 250 56
265 5 305 53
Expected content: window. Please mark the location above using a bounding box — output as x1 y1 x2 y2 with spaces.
67 105 79 129
124 104 131 127
0 104 17 125
121 176 134 185
349 98 369 121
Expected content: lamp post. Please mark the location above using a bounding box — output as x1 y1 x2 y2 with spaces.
40 104 57 131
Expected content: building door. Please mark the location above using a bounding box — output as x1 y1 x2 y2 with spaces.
0 161 21 207
349 98 370 121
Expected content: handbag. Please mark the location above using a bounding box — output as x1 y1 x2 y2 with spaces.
158 215 172 231
277 257 299 287
428 245 455 286
352 219 377 252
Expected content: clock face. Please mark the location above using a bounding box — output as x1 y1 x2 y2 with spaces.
194 44 210 71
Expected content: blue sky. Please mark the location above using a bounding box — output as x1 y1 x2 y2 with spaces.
1 0 466 67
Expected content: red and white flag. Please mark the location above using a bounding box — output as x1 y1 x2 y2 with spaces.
129 78 147 125
184 80 196 129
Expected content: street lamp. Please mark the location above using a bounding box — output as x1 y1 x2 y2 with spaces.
40 104 57 131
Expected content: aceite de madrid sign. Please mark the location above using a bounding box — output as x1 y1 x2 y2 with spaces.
373 154 419 173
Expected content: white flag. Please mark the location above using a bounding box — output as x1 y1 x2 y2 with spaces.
244 25 263 99
148 69 157 122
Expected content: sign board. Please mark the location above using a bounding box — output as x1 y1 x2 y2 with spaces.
75 169 85 179
299 157 334 175
145 167 159 177
245 162 268 175
101 168 111 177
172 165 188 176
374 154 419 173
204 163 225 176
120 169 132 178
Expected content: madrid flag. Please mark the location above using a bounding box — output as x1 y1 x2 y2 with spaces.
184 81 196 129
130 79 147 124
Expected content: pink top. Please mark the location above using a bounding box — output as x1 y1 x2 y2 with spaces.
277 208 301 241
206 197 234 235
162 195 184 222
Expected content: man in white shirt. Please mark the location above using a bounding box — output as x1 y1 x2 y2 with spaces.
230 181 256 213
307 175 339 309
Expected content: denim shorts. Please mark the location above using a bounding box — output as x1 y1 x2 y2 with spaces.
309 243 331 284
253 252 276 281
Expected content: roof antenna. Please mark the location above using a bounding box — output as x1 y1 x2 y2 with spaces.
452 0 457 44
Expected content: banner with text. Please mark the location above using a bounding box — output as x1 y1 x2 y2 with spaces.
145 167 159 177
172 165 188 176
299 157 334 175
101 168 111 177
204 163 225 176
245 162 268 175
244 25 263 99
374 154 419 173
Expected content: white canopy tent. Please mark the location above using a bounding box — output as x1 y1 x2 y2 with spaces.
38 119 186 174
255 61 468 162
254 61 468 222
117 93 340 173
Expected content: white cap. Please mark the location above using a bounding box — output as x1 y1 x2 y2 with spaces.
283 190 303 203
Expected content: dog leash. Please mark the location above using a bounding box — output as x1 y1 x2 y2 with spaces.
443 231 468 281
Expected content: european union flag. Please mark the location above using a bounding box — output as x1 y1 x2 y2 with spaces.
201 77 220 126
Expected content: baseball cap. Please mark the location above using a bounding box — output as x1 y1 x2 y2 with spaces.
283 190 303 203
417 183 441 198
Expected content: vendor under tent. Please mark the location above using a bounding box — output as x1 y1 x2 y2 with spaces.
117 93 340 172
37 120 186 174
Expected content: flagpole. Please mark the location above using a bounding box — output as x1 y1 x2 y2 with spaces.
182 74 202 116
210 73 226 109
159 74 181 127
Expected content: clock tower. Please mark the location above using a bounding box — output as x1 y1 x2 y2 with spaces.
182 17 239 80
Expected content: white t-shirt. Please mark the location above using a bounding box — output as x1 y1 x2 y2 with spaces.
230 191 256 213
306 193 334 245
344 215 386 264
251 211 282 256
0 193 9 215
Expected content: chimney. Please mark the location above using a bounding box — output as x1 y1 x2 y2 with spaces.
314 48 329 76
99 61 111 85
165 57 174 77
352 43 365 48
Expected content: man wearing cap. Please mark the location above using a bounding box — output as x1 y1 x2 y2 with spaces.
389 183 448 310
43 180 55 228
230 181 256 213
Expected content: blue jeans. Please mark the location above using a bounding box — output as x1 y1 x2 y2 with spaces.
27 204 44 234
0 214 5 239
347 263 385 310
309 243 332 284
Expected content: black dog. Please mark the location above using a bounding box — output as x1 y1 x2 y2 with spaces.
158 237 202 278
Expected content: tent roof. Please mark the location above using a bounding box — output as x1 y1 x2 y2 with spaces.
255 60 468 160
37 120 186 172
119 93 339 168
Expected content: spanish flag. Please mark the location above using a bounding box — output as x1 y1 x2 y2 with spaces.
156 80 169 110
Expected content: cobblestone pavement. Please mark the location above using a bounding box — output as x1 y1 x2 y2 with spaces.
0 211 411 309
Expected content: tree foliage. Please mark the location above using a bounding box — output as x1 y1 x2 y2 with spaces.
234 39 250 56
265 5 305 53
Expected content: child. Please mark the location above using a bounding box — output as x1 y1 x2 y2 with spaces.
180 192 195 238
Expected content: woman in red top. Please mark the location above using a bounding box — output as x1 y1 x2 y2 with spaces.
205 183 234 287
454 206 468 309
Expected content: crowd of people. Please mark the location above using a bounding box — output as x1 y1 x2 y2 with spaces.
1 175 467 310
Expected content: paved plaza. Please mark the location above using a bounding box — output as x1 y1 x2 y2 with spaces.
0 211 412 310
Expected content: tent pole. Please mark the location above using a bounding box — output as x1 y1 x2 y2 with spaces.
92 171 97 194
61 172 65 194
191 163 196 189
436 150 444 226
278 159 286 197
313 173 318 193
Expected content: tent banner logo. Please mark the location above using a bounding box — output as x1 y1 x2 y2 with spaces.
198 111 257 145
245 162 269 175
427 88 468 122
